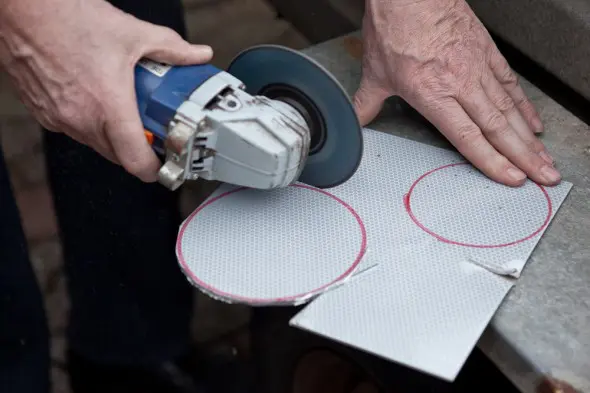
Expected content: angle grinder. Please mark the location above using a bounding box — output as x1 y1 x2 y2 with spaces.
134 44 363 190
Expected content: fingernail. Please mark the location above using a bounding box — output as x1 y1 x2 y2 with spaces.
540 165 561 183
539 150 553 165
532 117 543 133
507 167 526 182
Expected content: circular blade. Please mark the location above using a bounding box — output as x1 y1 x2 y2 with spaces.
228 45 363 188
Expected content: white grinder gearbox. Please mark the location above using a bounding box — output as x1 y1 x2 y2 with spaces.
134 44 364 190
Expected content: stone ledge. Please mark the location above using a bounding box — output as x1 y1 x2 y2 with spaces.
302 0 590 102
467 0 590 102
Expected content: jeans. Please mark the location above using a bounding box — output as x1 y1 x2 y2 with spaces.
0 1 195 391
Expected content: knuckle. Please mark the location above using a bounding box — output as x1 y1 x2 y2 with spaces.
448 58 469 78
122 156 150 178
490 49 517 83
352 87 369 109
516 97 536 114
413 79 449 103
482 111 508 135
514 97 543 129
456 123 482 145
493 93 515 112
529 138 545 153
55 100 75 120
415 74 441 96
498 66 518 87
56 101 84 130
458 80 479 99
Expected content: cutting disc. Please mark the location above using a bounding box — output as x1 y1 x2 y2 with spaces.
228 45 363 188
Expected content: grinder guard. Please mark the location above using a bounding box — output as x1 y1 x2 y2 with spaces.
228 45 363 188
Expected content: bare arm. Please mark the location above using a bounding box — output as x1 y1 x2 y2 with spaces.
0 0 213 181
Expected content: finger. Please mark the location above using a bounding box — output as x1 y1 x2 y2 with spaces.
352 76 389 126
141 25 213 65
419 96 526 186
62 130 119 165
72 125 121 165
104 77 160 182
93 132 121 165
458 84 560 185
488 47 544 133
481 70 553 164
94 143 119 165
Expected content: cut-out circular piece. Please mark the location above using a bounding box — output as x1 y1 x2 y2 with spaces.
176 184 367 305
404 163 552 248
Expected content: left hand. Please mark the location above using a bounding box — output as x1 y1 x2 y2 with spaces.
353 0 561 187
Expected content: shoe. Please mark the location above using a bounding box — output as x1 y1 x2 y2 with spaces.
66 346 253 393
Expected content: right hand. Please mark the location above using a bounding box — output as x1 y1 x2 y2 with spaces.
0 0 213 182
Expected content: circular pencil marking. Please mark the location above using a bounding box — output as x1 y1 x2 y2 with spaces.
403 163 552 248
176 184 367 305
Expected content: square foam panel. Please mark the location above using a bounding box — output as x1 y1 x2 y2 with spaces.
177 128 572 379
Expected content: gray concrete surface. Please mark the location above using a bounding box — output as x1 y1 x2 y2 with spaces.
0 1 309 391
466 0 590 102
301 32 590 393
2 1 588 392
322 0 590 102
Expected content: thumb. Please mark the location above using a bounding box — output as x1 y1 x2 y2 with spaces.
352 77 388 126
142 25 213 65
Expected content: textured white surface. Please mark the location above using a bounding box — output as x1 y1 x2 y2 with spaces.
289 128 572 381
177 127 572 380
176 184 366 305
406 163 552 248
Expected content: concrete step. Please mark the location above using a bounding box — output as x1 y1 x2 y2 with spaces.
183 0 309 68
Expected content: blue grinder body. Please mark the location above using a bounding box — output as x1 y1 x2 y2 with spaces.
133 45 364 190
134 61 222 153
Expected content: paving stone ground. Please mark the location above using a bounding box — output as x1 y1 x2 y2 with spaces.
0 1 309 391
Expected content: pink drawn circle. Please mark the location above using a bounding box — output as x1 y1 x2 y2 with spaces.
403 162 553 248
176 184 367 305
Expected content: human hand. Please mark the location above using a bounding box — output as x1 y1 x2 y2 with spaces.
0 0 213 182
353 0 561 187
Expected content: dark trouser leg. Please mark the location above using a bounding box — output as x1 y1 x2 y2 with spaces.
0 146 50 393
44 133 193 366
105 0 187 38
42 0 193 367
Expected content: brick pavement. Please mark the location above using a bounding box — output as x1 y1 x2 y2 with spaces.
0 1 309 391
